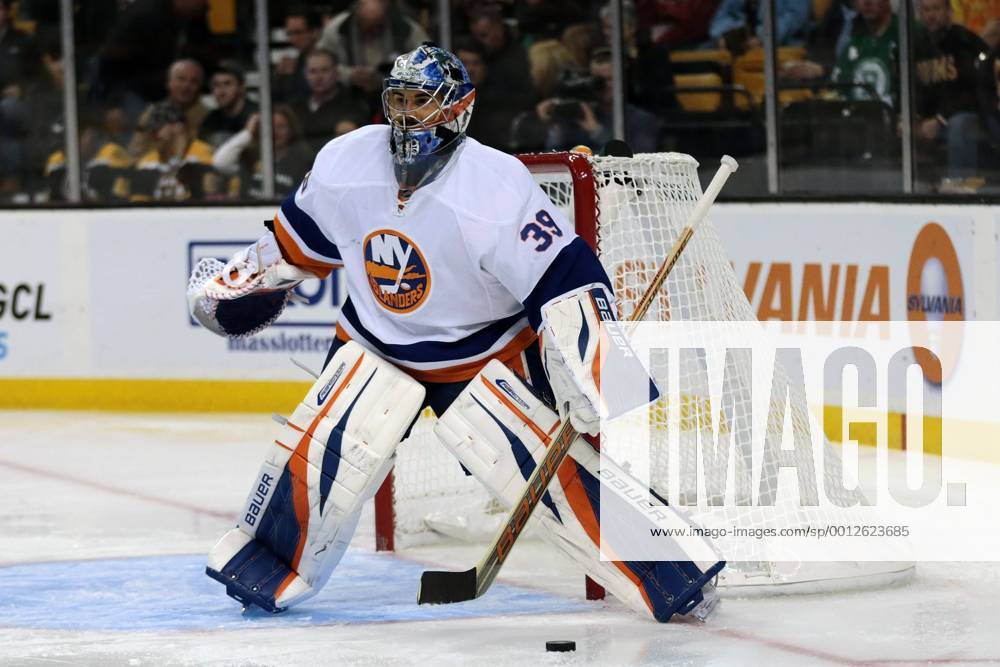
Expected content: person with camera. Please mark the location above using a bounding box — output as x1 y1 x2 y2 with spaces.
513 46 659 154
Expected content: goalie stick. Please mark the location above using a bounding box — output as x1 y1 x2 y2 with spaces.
418 155 740 605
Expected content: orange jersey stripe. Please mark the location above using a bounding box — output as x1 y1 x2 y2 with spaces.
336 325 537 384
273 214 337 279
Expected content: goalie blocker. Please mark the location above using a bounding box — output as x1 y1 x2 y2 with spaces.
434 359 725 622
206 341 425 612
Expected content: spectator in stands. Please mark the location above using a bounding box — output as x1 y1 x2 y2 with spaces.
129 59 208 160
212 105 314 199
0 0 43 97
27 36 69 200
638 0 721 49
528 39 578 98
514 0 589 44
92 0 216 118
599 0 677 113
317 0 429 99
292 47 370 153
274 5 324 103
454 38 518 151
200 61 258 149
130 101 219 201
0 0 43 197
950 0 1000 50
561 23 600 71
781 0 858 82
45 108 132 202
469 7 535 106
914 0 999 189
513 46 660 154
831 0 899 107
709 0 810 54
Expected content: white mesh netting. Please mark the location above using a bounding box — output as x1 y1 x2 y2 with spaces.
389 152 913 593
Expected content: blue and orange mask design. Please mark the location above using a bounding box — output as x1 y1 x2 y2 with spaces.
382 44 476 196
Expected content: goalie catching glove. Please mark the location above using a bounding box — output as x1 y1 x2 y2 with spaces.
540 285 658 436
187 231 315 337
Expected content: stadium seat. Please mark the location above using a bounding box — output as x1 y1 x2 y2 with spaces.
733 47 811 108
669 49 734 70
674 73 724 113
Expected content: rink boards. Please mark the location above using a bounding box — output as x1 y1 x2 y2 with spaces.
0 202 996 453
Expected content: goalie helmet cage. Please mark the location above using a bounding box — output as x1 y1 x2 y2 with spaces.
373 151 914 596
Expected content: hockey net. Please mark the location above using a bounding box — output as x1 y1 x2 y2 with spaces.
375 151 914 594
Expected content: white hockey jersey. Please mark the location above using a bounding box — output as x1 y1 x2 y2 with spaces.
272 124 610 382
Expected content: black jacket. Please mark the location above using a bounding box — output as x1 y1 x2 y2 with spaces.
913 22 997 122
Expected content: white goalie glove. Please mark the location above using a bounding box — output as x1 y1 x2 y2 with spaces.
540 284 656 436
187 231 315 338
539 284 617 435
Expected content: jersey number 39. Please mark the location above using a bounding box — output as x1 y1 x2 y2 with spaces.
520 210 563 252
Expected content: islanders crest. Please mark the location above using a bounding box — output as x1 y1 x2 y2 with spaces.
363 229 431 313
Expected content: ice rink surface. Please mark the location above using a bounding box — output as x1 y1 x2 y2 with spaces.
1 411 998 667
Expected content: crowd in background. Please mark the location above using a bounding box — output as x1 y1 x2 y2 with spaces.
0 0 997 203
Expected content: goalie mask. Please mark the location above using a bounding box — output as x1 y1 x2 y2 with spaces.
383 44 475 192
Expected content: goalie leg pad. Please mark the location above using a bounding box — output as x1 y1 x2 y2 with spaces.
207 341 424 612
433 359 724 623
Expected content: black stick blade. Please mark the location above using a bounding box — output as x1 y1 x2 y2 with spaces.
418 568 478 604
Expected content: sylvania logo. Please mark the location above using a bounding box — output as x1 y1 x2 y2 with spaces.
363 230 431 314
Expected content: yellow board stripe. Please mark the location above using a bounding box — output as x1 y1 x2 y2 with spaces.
0 378 310 413
0 379 981 461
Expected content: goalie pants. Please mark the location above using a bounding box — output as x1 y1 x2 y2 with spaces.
323 336 556 433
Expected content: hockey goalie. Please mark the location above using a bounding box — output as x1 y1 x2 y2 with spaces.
187 44 724 623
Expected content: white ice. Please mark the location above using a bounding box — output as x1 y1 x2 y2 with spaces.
1 411 997 666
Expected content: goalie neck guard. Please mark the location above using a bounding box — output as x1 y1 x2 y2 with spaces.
382 44 475 193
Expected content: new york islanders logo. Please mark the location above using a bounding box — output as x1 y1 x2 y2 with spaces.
363 229 431 313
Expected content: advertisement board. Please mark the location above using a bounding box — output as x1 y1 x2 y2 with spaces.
0 203 995 415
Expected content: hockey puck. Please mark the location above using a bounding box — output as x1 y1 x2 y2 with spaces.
546 640 576 652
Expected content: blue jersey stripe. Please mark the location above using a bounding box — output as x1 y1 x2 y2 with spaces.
280 191 342 262
340 298 528 364
522 237 612 331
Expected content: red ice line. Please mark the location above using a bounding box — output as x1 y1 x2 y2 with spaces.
0 457 233 521
1 457 995 665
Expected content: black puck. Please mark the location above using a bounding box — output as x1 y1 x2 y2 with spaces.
546 640 576 652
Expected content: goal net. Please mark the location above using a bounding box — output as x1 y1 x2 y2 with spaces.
376 151 914 595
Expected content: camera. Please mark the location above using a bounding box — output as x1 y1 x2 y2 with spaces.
550 99 585 122
554 69 601 103
546 69 603 124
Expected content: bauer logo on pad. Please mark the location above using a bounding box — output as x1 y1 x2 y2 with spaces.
496 378 531 411
317 362 346 405
363 230 431 314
